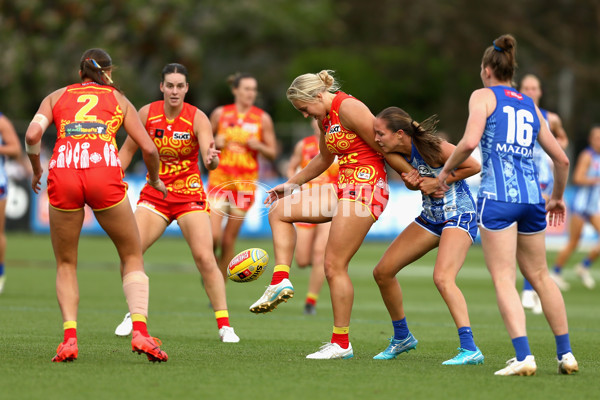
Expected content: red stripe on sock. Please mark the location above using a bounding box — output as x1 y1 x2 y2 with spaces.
63 328 77 343
133 321 149 337
216 317 230 329
270 271 289 285
331 333 349 349
305 297 317 306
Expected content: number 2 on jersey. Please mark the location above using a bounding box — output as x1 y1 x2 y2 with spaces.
75 95 99 122
503 105 534 146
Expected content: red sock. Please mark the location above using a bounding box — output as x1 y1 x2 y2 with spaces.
63 328 77 343
216 317 230 329
270 265 290 285
215 310 230 329
305 294 318 306
331 333 349 349
133 321 149 337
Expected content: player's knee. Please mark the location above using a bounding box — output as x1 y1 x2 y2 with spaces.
323 258 340 280
373 264 393 286
433 272 452 293
268 206 285 225
194 253 219 274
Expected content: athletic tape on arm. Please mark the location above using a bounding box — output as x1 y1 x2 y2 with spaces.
26 114 50 155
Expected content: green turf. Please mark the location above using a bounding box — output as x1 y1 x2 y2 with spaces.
1 233 598 400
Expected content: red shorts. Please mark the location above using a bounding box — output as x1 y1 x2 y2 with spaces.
137 185 209 222
47 167 127 211
334 182 389 221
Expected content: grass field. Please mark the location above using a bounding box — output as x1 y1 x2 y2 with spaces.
1 232 598 400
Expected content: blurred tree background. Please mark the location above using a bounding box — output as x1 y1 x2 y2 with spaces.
1 0 598 169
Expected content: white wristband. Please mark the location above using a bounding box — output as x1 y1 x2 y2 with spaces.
25 140 41 155
30 113 50 132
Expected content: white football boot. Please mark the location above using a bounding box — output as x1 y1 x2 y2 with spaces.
575 263 596 289
494 355 537 376
549 271 570 291
522 290 543 314
306 342 354 360
557 352 579 375
115 312 133 336
249 278 294 313
219 326 240 343
521 290 536 309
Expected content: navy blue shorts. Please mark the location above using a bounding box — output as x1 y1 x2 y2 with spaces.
477 197 546 234
414 212 478 242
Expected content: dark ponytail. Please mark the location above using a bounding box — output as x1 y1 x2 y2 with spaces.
79 48 118 89
482 34 518 83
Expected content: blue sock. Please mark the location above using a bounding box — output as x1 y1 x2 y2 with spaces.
511 336 531 361
0 262 4 276
522 279 533 291
553 266 562 274
582 258 592 268
555 333 571 359
392 317 409 340
458 326 477 351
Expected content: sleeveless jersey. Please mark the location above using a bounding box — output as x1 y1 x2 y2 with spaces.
208 104 263 193
407 143 475 222
478 86 543 204
572 147 600 216
49 82 123 171
299 135 339 187
322 92 387 189
143 101 205 198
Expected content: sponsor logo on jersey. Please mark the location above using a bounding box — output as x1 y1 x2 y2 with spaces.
328 124 341 134
173 132 191 140
64 122 108 136
496 143 532 157
504 89 523 100
357 171 372 180
154 129 164 138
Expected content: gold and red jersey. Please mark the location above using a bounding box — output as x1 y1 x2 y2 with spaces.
49 82 124 171
322 92 387 189
299 135 339 187
208 104 264 193
144 100 204 199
